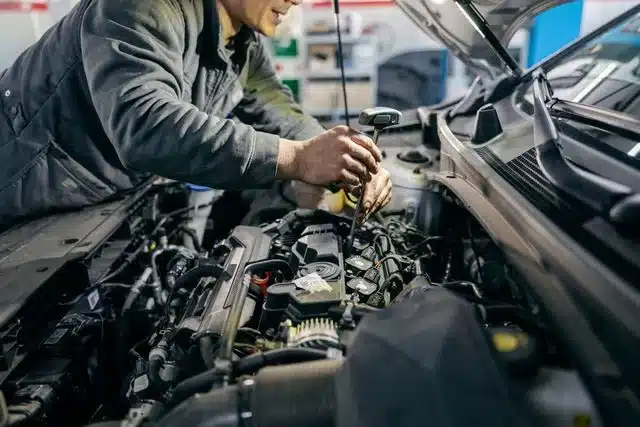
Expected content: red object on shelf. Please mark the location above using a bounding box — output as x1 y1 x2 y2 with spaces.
0 0 48 11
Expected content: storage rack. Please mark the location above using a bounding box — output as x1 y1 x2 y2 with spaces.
301 32 378 121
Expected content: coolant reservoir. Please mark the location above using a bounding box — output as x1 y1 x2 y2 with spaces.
290 181 344 214
381 146 433 226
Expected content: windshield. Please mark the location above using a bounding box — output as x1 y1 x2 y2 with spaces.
546 12 640 114
525 11 640 157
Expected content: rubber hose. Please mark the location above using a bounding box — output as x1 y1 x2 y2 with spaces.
164 369 225 410
234 348 328 375
172 264 221 290
147 357 164 388
181 227 203 253
156 360 341 427
199 336 217 370
164 348 326 411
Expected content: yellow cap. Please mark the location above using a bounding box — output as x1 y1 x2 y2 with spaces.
343 191 359 210
492 332 520 353
323 190 345 213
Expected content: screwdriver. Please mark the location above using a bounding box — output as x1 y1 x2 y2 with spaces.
344 107 402 255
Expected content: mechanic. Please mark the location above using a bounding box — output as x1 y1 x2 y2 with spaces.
0 0 392 228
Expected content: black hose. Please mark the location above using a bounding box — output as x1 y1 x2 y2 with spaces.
234 348 328 376
328 304 379 322
147 336 171 389
158 360 341 427
164 350 330 414
218 259 293 363
181 226 203 253
95 243 145 286
199 336 217 370
441 280 483 299
172 264 223 290
380 272 403 293
94 200 215 287
164 368 226 410
148 357 164 388
466 219 486 285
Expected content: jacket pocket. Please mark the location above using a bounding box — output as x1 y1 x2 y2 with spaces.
48 140 113 197
0 139 113 222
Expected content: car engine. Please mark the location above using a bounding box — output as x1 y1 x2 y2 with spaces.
0 181 600 427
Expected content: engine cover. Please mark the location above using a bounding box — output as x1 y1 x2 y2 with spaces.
260 222 346 329
177 226 272 336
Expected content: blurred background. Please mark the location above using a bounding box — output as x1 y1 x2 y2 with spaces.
1 0 635 123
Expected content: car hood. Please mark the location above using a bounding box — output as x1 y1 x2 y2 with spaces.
395 0 573 80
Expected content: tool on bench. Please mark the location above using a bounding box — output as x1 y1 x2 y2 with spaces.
344 107 402 255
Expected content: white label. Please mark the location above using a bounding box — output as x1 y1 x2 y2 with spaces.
293 272 333 293
132 374 150 393
87 289 100 310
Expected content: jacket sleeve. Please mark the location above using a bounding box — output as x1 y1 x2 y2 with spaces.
233 37 325 141
80 0 279 189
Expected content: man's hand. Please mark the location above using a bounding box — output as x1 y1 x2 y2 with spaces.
276 125 383 187
359 167 392 221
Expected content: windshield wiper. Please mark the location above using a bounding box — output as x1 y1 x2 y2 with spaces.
532 69 640 234
547 98 640 141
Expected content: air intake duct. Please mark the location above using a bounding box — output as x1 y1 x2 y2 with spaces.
155 359 341 427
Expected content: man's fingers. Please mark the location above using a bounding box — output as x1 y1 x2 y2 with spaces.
332 125 381 163
342 154 368 181
372 185 392 214
344 138 379 174
339 169 360 187
350 133 383 162
362 181 377 212
338 182 360 196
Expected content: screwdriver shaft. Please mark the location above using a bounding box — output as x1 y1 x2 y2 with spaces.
347 184 365 240
345 128 381 253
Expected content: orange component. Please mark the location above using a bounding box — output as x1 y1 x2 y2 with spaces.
252 271 272 296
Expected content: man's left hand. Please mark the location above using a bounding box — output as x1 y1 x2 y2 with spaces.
359 167 392 222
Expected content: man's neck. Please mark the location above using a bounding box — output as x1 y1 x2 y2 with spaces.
216 1 242 45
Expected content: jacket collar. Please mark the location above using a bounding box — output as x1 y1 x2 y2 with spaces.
202 0 258 66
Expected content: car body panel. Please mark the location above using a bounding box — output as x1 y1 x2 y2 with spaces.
395 0 573 79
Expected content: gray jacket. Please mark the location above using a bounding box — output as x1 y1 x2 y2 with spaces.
0 0 323 226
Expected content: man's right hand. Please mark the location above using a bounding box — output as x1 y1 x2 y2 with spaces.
276 125 383 189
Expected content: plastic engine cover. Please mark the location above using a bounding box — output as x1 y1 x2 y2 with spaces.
260 223 346 328
177 226 273 335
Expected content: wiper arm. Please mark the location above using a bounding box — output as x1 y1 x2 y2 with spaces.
531 70 632 213
547 98 640 141
454 0 523 79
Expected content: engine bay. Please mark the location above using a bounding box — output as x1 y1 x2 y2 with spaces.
0 178 602 427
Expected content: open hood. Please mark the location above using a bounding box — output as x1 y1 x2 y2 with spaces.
395 0 574 80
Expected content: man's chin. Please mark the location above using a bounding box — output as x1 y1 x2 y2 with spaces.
254 24 277 38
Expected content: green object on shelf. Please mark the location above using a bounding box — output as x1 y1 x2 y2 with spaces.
282 79 300 103
273 38 299 57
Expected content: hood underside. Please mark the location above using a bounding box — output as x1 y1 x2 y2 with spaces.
395 0 574 80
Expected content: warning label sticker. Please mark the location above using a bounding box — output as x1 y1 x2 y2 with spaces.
293 272 333 293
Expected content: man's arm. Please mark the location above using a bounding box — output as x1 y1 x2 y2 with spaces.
233 36 325 142
80 0 286 189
